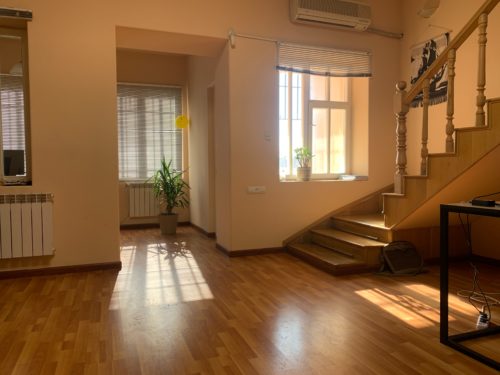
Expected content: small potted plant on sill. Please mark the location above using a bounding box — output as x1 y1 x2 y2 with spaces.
295 147 313 181
151 157 189 235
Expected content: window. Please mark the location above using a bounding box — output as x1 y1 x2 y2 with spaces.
279 72 350 179
0 26 31 184
117 84 183 180
277 43 371 180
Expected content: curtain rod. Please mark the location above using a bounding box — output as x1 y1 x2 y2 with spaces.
228 29 277 48
228 26 403 49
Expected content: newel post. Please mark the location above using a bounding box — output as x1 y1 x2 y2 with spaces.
446 49 456 153
394 81 409 194
476 13 488 127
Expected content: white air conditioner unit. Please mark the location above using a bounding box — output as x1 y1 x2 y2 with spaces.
290 0 372 31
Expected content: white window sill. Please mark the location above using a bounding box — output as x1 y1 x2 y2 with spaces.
280 175 368 182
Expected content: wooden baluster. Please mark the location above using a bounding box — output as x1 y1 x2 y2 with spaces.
421 78 430 175
476 13 488 127
394 81 409 194
446 49 456 153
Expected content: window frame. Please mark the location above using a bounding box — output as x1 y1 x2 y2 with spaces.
0 26 31 185
279 71 352 181
116 82 184 182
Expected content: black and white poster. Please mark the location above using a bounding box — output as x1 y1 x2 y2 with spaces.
410 33 449 107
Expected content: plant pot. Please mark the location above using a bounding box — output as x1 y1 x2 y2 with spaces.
297 167 312 181
159 213 178 235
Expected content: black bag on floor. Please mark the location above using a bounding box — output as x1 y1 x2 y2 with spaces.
378 241 424 275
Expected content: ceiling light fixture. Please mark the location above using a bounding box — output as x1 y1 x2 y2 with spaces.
418 0 440 18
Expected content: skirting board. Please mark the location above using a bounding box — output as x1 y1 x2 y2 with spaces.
120 221 191 230
216 243 284 257
0 261 122 280
471 254 500 267
190 223 216 238
425 254 500 267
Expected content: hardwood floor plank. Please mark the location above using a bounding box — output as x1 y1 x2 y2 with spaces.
1 226 499 374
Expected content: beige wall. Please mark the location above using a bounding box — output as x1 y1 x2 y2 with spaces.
187 56 217 233
0 0 120 270
0 0 404 271
400 0 500 174
226 25 401 250
214 45 231 249
116 49 187 86
351 78 370 176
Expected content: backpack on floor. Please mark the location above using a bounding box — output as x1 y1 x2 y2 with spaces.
378 241 424 275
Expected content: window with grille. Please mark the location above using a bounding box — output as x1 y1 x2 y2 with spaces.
117 84 183 180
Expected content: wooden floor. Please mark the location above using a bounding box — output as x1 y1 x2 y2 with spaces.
0 226 499 374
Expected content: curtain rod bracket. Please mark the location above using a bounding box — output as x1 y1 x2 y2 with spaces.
228 29 236 49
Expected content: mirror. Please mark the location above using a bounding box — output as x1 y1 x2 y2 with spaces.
0 28 29 182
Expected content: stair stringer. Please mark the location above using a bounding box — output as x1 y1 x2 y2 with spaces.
383 98 500 228
283 184 393 246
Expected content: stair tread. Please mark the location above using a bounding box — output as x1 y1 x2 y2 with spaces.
289 243 364 266
311 228 387 247
334 213 388 229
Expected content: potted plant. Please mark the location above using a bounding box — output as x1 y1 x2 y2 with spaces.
151 157 189 234
295 147 313 181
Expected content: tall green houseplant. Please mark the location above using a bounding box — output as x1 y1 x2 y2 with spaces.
151 157 189 234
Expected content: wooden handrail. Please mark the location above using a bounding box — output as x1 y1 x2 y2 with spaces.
404 0 500 105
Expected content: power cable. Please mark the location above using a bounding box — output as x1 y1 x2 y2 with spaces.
456 213 493 327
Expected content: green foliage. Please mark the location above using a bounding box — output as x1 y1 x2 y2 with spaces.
294 147 313 168
150 158 189 215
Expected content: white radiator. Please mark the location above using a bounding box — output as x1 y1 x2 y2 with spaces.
0 193 54 259
128 183 160 218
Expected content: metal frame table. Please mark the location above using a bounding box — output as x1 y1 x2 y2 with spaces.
440 202 500 371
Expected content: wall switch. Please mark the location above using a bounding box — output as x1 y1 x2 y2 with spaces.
247 186 266 194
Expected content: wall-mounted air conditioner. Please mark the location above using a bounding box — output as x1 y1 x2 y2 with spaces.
290 0 372 31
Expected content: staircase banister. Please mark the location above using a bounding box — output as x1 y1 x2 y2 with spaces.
403 0 500 106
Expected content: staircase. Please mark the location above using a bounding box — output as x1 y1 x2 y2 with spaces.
288 213 390 275
285 0 500 275
287 186 394 275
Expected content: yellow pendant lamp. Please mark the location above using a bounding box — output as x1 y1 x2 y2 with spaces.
175 115 189 129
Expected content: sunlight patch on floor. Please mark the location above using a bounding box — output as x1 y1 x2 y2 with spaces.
355 287 443 329
403 283 478 317
273 309 305 357
110 240 213 309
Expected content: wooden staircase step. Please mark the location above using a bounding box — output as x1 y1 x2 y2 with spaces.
331 213 392 242
287 243 370 275
310 228 385 264
311 228 387 247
